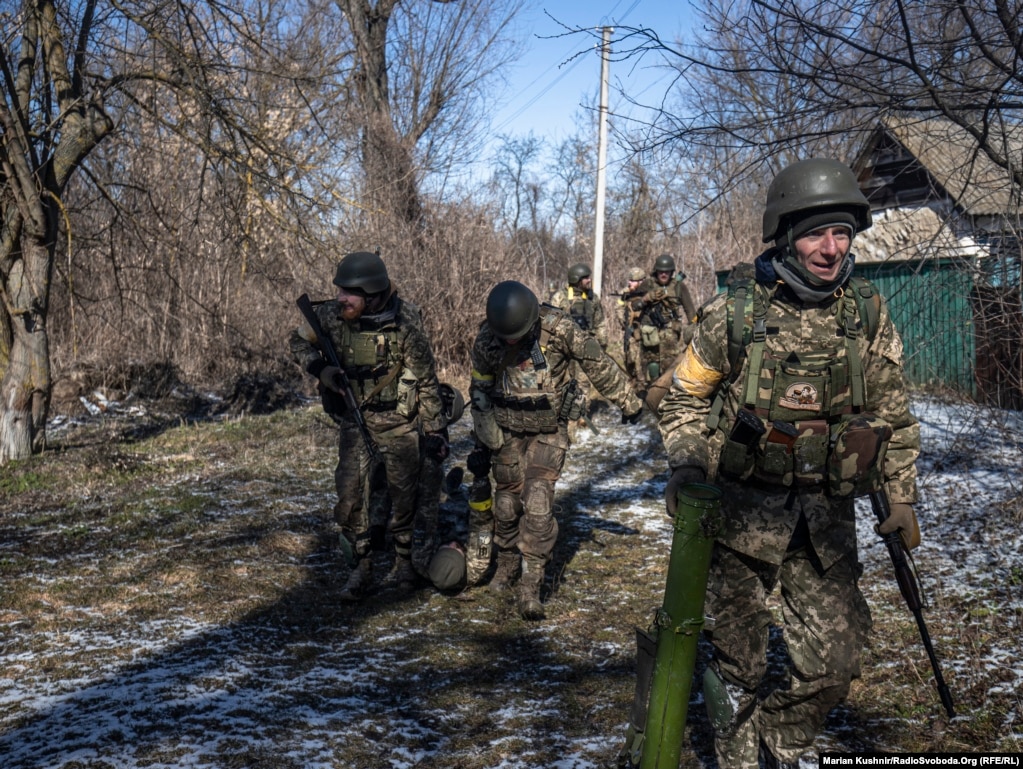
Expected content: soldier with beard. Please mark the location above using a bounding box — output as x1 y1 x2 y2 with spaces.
290 251 448 601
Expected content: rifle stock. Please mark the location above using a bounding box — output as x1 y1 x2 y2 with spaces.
296 293 384 467
869 489 956 718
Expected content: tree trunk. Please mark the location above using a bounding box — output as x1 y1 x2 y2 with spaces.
0 240 52 462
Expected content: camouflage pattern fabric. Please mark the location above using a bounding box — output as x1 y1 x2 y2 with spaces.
706 539 872 767
631 275 697 386
290 291 446 562
470 306 641 577
548 285 609 348
657 272 918 767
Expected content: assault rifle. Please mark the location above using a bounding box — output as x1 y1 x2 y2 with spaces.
869 489 956 718
296 293 383 467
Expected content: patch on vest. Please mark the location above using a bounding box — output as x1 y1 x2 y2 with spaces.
779 383 821 412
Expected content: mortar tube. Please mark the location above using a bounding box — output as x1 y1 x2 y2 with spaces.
639 482 723 769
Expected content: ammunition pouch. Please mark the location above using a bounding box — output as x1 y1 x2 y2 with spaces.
492 393 559 433
639 324 659 348
558 380 587 422
828 414 892 498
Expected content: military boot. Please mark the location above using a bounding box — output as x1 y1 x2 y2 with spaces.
487 548 520 593
339 558 373 603
384 554 420 592
516 557 545 621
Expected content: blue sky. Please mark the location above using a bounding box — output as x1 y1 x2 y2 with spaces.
489 0 696 147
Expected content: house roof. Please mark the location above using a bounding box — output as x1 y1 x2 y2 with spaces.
854 207 974 263
856 115 1023 217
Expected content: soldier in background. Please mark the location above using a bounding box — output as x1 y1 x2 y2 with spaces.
631 254 697 392
617 266 647 388
290 251 448 602
548 263 608 349
657 159 920 768
469 281 644 620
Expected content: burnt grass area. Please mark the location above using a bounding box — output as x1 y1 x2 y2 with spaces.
0 391 1021 767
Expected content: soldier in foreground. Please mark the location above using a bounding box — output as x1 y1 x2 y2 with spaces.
630 253 697 392
657 159 920 768
469 281 644 620
290 251 448 601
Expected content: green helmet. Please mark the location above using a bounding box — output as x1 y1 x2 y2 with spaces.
652 254 676 274
333 251 390 294
486 281 540 341
762 158 872 244
567 263 591 285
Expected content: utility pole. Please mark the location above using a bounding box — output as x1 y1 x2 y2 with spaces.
592 26 612 297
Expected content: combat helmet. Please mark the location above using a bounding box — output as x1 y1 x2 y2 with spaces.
486 281 540 341
439 383 465 424
762 158 872 244
333 251 390 294
567 263 591 286
652 254 676 274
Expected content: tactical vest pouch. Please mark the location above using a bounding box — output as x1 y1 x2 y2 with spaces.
396 375 419 419
749 419 829 487
828 414 892 498
640 325 660 348
493 394 559 433
719 437 756 481
768 353 832 422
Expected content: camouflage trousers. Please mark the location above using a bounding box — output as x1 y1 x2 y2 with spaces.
704 543 872 768
334 413 422 559
637 323 682 386
490 426 571 579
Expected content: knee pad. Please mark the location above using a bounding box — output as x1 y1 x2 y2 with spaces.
493 490 520 525
703 664 758 738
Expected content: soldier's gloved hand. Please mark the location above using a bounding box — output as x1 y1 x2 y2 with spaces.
664 466 706 517
423 432 449 461
621 405 644 425
877 502 921 550
466 445 491 477
318 365 343 393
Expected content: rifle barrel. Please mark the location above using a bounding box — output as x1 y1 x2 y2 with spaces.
869 491 956 718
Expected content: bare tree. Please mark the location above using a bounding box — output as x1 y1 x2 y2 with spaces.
611 0 1023 191
0 0 342 463
332 0 521 242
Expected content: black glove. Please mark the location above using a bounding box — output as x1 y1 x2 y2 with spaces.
318 365 343 393
621 406 644 425
423 432 449 461
664 466 706 517
466 444 491 477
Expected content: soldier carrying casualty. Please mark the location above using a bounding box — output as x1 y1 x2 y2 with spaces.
291 250 449 602
469 281 644 621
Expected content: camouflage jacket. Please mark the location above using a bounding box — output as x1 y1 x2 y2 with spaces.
633 276 697 331
290 291 445 433
470 305 641 436
547 285 608 347
657 269 920 565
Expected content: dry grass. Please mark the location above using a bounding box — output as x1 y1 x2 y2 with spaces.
1 397 1021 767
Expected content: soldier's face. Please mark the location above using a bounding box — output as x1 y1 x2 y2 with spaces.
655 270 672 285
628 279 642 290
793 225 852 283
579 276 593 290
336 286 367 320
